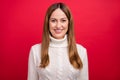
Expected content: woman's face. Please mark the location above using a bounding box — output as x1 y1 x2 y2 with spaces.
49 8 68 39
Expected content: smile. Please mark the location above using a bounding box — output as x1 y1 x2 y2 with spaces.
54 29 63 34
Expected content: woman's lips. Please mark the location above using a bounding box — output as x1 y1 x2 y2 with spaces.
54 29 63 34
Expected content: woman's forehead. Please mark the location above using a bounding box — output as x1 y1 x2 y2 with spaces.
50 8 67 19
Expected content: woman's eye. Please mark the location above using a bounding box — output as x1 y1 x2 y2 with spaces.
61 20 66 22
51 19 56 22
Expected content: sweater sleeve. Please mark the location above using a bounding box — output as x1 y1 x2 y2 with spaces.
27 46 39 80
77 47 89 80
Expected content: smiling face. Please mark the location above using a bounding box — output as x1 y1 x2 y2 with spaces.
49 8 69 39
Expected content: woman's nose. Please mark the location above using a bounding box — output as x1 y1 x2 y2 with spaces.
56 22 62 28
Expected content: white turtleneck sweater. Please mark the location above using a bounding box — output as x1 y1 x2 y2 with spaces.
27 35 89 80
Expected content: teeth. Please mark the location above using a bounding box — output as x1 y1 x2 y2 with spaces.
55 29 62 33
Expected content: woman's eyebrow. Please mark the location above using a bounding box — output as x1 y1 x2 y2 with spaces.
50 18 55 19
50 17 67 20
61 17 67 19
49 18 57 20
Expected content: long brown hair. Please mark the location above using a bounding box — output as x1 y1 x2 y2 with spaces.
40 2 83 69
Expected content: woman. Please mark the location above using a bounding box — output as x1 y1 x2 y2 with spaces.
28 2 89 80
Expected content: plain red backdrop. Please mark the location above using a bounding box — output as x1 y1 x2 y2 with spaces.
0 0 120 80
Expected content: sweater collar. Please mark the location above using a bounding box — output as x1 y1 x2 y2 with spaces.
49 35 68 47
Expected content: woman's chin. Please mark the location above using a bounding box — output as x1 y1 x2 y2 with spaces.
53 34 65 39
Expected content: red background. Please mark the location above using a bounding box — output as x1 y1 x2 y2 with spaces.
0 0 120 80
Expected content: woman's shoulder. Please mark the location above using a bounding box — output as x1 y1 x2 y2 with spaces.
76 43 87 51
31 43 41 49
30 43 42 52
29 43 41 66
76 43 87 59
30 43 42 57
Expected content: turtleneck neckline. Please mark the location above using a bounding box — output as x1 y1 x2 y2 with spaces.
49 35 68 47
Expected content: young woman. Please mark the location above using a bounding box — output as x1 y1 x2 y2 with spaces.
28 2 89 80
